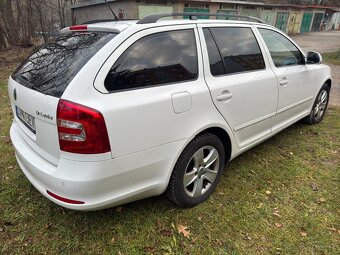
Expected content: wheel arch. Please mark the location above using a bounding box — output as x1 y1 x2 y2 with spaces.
324 78 332 90
165 126 234 207
196 127 232 163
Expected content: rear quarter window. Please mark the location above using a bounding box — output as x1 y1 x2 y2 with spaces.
13 32 116 98
104 29 198 92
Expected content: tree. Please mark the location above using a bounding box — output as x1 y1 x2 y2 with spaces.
288 0 302 4
0 0 80 48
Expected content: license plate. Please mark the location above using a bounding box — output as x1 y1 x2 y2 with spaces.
15 106 36 134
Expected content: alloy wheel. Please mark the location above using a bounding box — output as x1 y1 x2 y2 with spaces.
183 146 220 198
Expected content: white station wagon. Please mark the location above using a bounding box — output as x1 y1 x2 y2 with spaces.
8 13 332 210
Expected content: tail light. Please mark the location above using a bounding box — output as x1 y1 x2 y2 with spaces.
69 25 88 31
57 99 111 154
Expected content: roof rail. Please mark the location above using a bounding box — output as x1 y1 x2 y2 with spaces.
137 12 265 24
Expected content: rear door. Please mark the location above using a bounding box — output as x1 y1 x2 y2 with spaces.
8 31 116 164
198 24 278 149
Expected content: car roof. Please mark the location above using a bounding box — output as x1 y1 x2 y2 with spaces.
63 18 273 34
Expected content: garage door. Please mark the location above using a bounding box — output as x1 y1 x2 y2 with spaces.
260 10 276 26
311 13 324 32
300 12 313 32
240 9 260 19
287 12 302 34
138 5 174 19
217 9 238 20
275 12 289 32
183 7 209 19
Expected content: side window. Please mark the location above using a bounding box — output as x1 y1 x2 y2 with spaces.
258 28 304 67
104 29 198 92
203 28 225 76
206 27 265 75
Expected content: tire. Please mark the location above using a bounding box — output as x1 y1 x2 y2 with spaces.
166 133 225 208
303 83 330 125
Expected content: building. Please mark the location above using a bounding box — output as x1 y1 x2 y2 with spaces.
71 0 340 34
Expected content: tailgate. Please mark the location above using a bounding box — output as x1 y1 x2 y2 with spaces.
7 31 117 165
8 77 60 165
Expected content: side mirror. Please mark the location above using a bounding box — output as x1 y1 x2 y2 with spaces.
306 51 322 64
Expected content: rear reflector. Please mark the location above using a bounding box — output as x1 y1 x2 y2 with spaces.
57 99 111 154
69 25 88 31
47 190 85 204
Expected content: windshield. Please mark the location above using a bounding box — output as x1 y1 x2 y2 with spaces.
13 31 117 97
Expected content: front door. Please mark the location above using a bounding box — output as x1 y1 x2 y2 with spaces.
257 28 315 132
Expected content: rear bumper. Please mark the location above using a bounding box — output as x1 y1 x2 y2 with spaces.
10 122 186 210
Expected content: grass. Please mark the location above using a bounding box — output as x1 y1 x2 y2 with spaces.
322 51 340 65
1 57 340 255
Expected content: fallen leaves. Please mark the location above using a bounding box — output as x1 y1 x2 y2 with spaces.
244 235 252 241
0 135 11 144
311 182 319 191
257 202 264 209
265 190 272 195
160 229 172 237
37 223 53 233
300 227 308 237
110 237 115 244
272 209 281 218
177 224 190 238
300 231 308 237
274 222 283 228
156 219 173 237
327 227 340 235
317 198 326 204
143 246 156 253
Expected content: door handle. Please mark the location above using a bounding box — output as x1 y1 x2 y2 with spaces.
279 77 289 86
216 93 232 101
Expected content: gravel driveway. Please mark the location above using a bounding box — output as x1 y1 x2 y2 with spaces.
291 31 340 106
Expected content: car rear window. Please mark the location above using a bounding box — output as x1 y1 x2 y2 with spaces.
13 31 116 98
